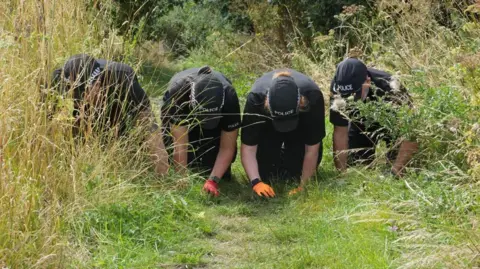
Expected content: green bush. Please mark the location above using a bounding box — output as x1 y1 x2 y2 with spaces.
108 0 187 39
268 0 372 34
353 82 479 179
152 1 233 57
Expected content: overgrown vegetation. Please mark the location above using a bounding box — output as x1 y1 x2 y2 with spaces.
0 0 479 268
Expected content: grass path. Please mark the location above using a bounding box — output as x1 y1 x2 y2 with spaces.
71 164 410 268
200 174 397 269
69 155 479 268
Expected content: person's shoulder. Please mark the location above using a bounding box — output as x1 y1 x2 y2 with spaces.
51 68 62 79
368 67 392 80
167 68 200 96
177 67 200 78
221 82 239 108
169 68 199 84
281 69 323 104
212 70 234 88
223 83 237 97
246 91 265 105
368 67 399 93
251 71 275 93
113 62 135 74
96 59 108 69
50 68 64 88
99 59 135 75
288 70 321 93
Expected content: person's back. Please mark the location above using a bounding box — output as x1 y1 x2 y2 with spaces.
94 59 150 135
241 69 325 197
330 57 416 176
161 66 241 196
50 56 150 137
47 54 169 175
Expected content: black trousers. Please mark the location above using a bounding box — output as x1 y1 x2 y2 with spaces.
348 121 397 166
256 133 323 182
163 126 235 180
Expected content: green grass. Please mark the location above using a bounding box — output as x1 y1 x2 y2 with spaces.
65 121 478 268
65 170 397 268
68 169 478 268
58 57 479 268
69 174 396 268
139 62 180 97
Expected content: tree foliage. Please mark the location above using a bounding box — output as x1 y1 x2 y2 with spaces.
110 0 187 39
107 0 478 57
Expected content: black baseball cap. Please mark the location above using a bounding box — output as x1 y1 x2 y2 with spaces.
333 58 368 99
267 75 300 133
62 54 101 91
190 66 225 130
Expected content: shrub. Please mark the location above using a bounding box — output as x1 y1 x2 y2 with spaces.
353 83 479 181
152 1 232 57
107 0 187 40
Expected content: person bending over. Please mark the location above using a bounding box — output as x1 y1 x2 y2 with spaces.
241 70 326 197
161 66 241 197
330 57 417 176
50 54 169 175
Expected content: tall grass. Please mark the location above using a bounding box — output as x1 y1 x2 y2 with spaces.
310 1 480 267
0 0 153 267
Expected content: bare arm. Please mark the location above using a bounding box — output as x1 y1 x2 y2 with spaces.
171 124 189 171
137 109 169 175
210 130 238 179
333 126 349 171
300 143 320 187
241 143 260 182
147 130 169 175
392 140 418 177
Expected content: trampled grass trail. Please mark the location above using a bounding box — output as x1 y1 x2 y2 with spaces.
70 161 478 268
69 161 423 268
198 175 398 269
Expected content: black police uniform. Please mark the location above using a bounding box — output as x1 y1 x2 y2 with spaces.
161 68 241 178
330 67 410 165
242 69 326 181
51 58 151 137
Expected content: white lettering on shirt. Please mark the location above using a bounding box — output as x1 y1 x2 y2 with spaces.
273 109 294 116
228 122 240 129
197 106 219 113
335 84 354 93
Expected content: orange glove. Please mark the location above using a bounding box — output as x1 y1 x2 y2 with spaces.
288 186 303 196
202 179 219 197
251 179 275 198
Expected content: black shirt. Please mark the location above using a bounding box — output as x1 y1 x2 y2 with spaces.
241 69 326 146
329 68 409 127
96 59 150 115
161 67 241 133
51 59 151 134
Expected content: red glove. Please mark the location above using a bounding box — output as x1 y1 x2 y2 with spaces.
202 179 219 197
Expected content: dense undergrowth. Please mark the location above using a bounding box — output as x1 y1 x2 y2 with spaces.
0 0 479 268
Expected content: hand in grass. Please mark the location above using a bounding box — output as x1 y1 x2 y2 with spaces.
252 181 275 198
288 186 304 196
202 179 219 197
